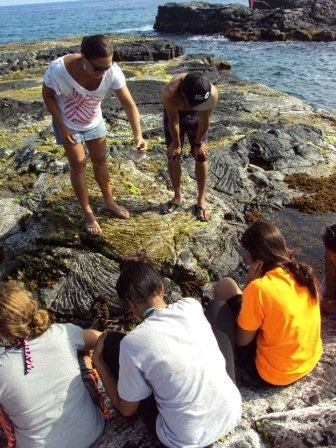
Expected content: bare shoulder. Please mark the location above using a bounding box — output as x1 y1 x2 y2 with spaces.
161 73 186 105
212 84 219 101
63 53 81 68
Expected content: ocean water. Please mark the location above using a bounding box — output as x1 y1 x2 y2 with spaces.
0 0 335 111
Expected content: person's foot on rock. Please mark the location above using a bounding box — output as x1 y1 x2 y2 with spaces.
84 212 102 235
102 201 130 219
161 200 183 214
194 201 211 222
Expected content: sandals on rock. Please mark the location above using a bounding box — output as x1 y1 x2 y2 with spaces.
194 204 211 222
161 201 183 214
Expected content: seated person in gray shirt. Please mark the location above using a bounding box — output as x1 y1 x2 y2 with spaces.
93 259 242 448
0 281 106 448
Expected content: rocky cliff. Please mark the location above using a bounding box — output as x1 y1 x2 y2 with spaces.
154 0 336 41
0 35 336 447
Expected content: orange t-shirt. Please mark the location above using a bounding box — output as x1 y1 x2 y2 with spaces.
237 267 323 385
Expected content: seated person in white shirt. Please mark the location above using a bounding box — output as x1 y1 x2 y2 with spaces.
93 259 242 448
42 34 147 235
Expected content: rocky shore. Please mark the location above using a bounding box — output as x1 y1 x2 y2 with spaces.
0 35 336 447
154 0 336 41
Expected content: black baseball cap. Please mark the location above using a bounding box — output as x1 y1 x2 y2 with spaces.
180 72 215 111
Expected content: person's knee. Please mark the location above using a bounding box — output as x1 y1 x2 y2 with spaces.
194 154 208 163
69 158 86 175
91 155 107 169
214 277 240 301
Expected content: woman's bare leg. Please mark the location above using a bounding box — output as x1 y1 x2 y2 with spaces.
86 137 129 219
63 141 101 235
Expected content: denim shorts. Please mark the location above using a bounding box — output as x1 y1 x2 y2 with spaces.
52 120 107 145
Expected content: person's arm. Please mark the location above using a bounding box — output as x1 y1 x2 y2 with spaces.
161 89 182 159
236 279 263 345
42 83 76 144
82 329 102 350
193 86 218 160
92 332 140 417
195 109 211 146
235 327 257 346
114 86 147 151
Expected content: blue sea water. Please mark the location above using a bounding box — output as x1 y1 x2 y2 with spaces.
0 0 335 111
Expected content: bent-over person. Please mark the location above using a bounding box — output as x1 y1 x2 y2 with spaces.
160 72 218 222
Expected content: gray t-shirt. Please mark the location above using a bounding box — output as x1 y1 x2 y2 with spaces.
118 298 242 448
0 323 105 448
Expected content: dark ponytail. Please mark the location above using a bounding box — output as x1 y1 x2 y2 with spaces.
116 258 163 305
282 259 318 301
241 221 318 301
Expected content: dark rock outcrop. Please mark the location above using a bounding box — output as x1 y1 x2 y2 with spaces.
154 0 336 41
0 38 185 76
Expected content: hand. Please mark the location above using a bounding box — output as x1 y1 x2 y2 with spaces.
167 142 182 160
193 142 208 162
135 136 147 152
246 260 263 285
60 125 76 145
92 331 108 366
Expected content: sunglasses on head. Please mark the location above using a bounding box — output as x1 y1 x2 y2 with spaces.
88 58 113 72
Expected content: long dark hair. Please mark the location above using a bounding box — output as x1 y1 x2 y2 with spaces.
116 259 163 305
241 221 318 300
81 34 113 60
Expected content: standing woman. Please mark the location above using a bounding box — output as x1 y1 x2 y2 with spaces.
42 34 147 235
208 221 322 386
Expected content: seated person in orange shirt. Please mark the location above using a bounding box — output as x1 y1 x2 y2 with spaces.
205 221 322 386
321 224 336 314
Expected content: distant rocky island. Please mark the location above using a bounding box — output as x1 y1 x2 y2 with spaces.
154 0 336 41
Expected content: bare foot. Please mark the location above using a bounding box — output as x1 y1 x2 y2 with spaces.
84 212 102 235
102 201 129 219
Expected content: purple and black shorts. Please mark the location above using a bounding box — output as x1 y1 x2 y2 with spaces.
163 109 208 160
